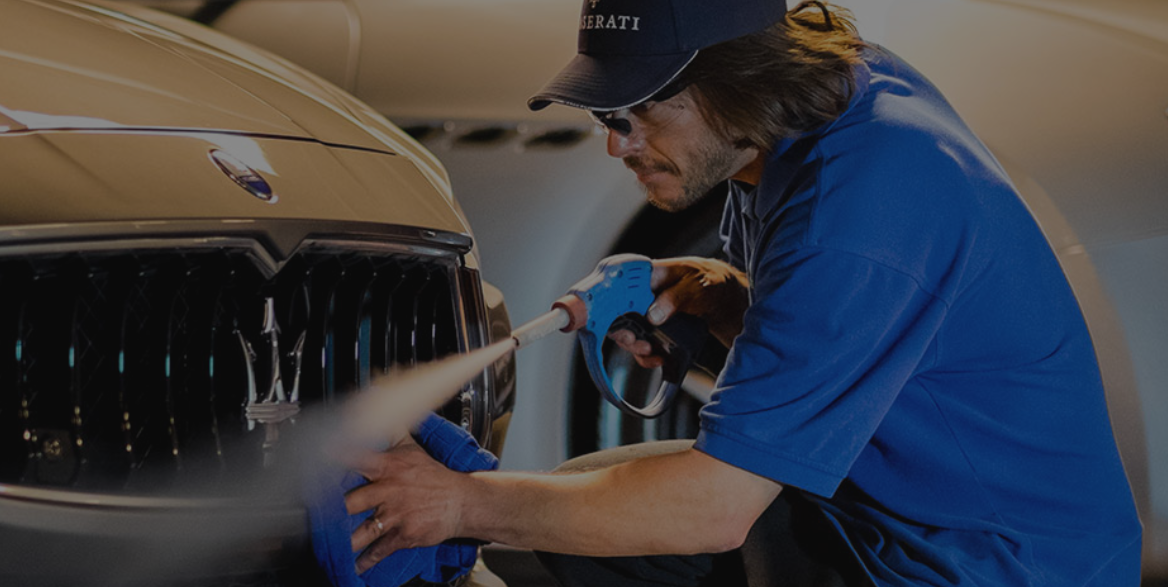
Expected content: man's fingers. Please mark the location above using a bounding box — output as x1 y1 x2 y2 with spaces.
337 450 388 481
351 509 386 553
647 290 677 325
650 263 675 290
355 527 403 574
608 329 655 356
647 301 671 325
635 355 664 369
649 258 692 290
650 256 721 286
345 479 384 515
648 258 716 324
609 329 635 346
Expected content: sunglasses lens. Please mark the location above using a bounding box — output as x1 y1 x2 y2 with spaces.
608 118 632 135
590 111 632 136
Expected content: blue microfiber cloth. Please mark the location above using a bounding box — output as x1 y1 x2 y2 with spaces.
305 413 499 587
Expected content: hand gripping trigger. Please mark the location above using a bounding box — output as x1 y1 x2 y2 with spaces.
562 254 702 419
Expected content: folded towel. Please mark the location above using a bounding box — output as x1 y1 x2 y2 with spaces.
305 413 499 587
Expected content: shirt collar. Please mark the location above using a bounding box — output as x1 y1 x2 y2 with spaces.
749 58 873 219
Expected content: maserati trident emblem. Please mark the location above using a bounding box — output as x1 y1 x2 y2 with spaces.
209 149 278 203
240 297 305 463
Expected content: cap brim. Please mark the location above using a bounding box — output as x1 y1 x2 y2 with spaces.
528 50 697 112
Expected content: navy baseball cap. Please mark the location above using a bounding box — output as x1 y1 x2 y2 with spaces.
528 0 789 111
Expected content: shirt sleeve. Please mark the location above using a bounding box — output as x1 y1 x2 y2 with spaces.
694 244 950 497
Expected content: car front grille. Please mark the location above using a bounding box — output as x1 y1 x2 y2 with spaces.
0 236 488 494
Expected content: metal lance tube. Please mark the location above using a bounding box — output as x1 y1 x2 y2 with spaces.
511 307 571 349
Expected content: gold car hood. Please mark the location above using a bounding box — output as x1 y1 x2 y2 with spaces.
0 0 472 241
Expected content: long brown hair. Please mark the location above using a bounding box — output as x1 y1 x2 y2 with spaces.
677 1 865 149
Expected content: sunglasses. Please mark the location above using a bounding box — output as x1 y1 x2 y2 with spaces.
589 80 689 136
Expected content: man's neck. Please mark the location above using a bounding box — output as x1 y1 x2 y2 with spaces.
730 152 765 186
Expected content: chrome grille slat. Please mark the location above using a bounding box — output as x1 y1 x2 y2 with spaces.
72 266 127 490
13 291 37 482
121 262 184 491
164 273 193 473
311 260 344 405
22 274 78 486
370 270 406 378
0 242 481 495
356 278 375 391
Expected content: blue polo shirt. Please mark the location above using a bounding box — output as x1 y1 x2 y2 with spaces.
692 47 1142 585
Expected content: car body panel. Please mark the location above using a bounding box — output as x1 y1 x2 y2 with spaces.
3 0 374 147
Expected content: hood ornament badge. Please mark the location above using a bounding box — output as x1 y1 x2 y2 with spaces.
209 149 278 203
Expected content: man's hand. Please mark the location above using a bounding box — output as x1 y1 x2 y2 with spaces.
343 437 470 574
611 257 749 367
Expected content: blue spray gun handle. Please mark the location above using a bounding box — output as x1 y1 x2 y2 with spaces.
554 254 707 418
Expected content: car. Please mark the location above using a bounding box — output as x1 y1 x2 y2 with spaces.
0 0 514 585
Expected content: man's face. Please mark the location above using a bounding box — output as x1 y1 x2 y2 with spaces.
597 88 758 212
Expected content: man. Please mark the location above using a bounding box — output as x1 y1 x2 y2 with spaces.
344 0 1143 585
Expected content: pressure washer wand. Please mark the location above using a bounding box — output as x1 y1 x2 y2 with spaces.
510 295 588 349
511 307 571 349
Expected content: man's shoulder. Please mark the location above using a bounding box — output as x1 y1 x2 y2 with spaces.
806 49 1017 238
828 47 981 156
749 81 1032 295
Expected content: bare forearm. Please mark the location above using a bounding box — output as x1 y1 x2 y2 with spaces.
459 449 780 556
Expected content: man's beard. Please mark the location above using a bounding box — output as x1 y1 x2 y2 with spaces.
625 139 745 213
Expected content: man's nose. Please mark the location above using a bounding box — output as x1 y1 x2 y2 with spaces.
606 127 643 158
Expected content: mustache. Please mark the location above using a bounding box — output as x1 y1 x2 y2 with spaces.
623 156 678 176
